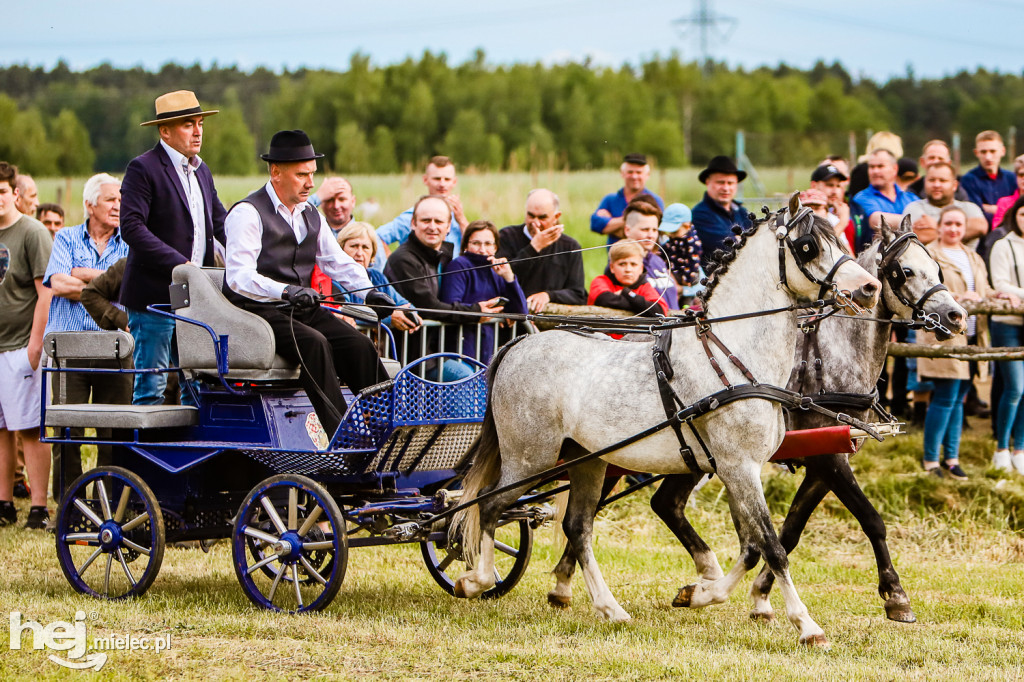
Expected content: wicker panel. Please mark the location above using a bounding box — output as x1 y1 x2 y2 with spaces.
370 423 481 473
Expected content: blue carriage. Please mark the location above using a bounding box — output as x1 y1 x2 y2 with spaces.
43 264 548 612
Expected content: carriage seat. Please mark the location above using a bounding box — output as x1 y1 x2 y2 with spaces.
171 264 401 381
43 330 198 430
172 264 301 381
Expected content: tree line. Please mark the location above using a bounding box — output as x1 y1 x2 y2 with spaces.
1 53 1022 177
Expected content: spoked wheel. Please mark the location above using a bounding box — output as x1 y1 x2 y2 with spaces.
421 517 533 599
232 474 347 613
55 466 165 600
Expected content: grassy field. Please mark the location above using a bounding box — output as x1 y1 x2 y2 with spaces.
2 420 1024 680
37 167 801 284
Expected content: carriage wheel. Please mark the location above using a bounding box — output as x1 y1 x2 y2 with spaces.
232 475 347 613
55 466 165 600
420 517 533 599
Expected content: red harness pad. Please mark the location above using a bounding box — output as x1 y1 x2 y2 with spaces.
770 425 856 461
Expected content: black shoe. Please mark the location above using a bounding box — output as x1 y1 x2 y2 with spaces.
944 463 969 481
12 481 29 499
23 506 49 530
0 501 16 527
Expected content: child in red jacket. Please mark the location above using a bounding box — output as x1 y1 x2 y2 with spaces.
588 240 669 318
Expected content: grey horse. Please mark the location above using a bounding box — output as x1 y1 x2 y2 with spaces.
451 196 880 647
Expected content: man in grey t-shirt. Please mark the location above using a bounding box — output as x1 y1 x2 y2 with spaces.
0 161 53 529
902 161 986 247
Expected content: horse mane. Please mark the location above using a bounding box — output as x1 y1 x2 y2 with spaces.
697 207 841 310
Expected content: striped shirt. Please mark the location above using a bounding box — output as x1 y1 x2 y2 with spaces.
44 222 129 334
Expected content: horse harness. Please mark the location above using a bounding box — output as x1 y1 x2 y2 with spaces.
646 211 884 475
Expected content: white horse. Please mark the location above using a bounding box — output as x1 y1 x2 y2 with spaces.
451 196 880 647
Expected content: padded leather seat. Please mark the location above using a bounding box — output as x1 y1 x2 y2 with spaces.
172 264 301 381
46 404 198 429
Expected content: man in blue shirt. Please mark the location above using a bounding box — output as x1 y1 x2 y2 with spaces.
376 156 467 267
591 153 664 244
851 149 919 252
691 155 753 267
43 173 131 499
960 130 1017 229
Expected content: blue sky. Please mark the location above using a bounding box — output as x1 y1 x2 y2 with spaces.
6 0 1021 82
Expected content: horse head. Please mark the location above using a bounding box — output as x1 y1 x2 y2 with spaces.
780 193 880 310
875 215 967 341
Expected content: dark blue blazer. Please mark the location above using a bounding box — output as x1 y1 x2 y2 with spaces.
119 143 227 308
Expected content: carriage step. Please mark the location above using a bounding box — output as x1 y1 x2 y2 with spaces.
45 404 198 429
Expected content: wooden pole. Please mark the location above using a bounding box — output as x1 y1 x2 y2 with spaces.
887 343 1024 361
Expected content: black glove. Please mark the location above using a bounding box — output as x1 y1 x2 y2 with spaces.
282 285 321 311
364 290 396 314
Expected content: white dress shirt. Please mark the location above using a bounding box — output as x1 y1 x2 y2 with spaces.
160 140 207 265
224 182 371 302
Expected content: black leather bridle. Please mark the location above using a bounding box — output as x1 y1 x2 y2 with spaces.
775 207 855 301
877 231 951 335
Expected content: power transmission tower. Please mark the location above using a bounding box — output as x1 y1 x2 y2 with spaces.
672 0 737 77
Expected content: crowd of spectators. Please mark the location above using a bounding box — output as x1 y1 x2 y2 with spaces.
3 91 1024 529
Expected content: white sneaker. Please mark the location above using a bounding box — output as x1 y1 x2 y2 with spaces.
1011 451 1024 475
993 449 1013 472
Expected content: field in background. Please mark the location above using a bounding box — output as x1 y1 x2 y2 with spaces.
38 168 804 284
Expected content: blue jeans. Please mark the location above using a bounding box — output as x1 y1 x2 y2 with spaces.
991 321 1024 449
426 358 477 383
922 378 969 464
128 308 192 406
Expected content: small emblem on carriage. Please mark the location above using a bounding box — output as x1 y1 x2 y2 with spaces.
305 412 329 450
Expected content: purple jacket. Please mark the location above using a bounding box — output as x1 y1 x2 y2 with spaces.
439 252 527 363
119 143 226 309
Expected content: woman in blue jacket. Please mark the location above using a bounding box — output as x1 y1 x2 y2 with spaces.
439 220 527 364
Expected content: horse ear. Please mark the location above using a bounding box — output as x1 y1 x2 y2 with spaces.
899 213 913 235
788 192 800 217
878 214 893 245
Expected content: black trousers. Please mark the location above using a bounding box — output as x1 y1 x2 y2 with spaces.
51 358 133 499
245 304 387 435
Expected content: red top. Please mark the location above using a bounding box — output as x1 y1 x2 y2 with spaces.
588 275 669 314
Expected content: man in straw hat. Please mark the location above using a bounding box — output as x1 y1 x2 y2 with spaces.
223 130 386 436
120 90 227 405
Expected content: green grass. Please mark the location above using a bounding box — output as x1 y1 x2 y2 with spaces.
36 168 801 285
2 420 1023 680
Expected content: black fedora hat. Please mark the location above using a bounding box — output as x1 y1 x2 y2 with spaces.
698 155 747 184
260 129 325 163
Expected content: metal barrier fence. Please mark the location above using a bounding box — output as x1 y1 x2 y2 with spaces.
363 319 538 378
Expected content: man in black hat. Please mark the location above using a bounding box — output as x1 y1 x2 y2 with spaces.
691 155 752 267
590 153 664 244
223 130 387 436
121 90 227 405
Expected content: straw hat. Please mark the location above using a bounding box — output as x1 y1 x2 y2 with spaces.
140 90 219 127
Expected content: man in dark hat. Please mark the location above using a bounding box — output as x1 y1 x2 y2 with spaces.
691 155 752 267
223 130 386 436
120 90 227 405
591 152 664 244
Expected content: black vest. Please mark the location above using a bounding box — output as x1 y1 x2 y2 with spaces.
224 186 321 304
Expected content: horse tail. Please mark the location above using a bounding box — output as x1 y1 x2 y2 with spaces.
450 335 526 566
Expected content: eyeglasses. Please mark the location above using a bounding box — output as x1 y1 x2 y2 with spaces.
468 240 496 249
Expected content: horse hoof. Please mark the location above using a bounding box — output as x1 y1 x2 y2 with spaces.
547 593 571 609
453 579 469 599
672 584 696 608
749 611 775 623
885 601 917 623
799 633 831 649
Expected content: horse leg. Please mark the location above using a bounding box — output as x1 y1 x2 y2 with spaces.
817 456 916 623
548 474 619 609
650 474 727 607
748 469 830 622
454 482 533 599
673 490 764 609
686 463 829 647
562 458 631 622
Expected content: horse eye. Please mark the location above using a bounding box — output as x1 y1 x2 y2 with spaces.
903 268 913 277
